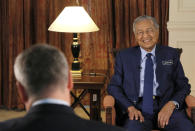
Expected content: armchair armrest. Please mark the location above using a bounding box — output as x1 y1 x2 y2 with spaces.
185 95 195 124
103 95 116 125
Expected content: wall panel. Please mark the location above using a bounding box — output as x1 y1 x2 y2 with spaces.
168 0 195 96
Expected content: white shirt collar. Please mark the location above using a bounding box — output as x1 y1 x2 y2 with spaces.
32 98 70 107
140 45 156 60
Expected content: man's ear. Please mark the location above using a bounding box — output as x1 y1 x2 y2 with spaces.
67 71 73 91
16 81 28 103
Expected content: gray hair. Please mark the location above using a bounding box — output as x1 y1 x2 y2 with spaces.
133 15 159 33
14 44 69 97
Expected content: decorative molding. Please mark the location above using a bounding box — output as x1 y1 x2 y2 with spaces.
178 0 195 12
177 42 195 97
167 22 195 30
177 41 195 46
168 0 195 95
169 41 195 48
169 0 195 23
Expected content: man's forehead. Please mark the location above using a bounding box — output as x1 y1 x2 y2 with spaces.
136 19 154 26
135 20 156 30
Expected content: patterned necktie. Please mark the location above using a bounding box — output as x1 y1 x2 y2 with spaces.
142 53 154 114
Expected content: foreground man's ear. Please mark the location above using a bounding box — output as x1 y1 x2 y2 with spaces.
67 71 73 91
16 81 29 103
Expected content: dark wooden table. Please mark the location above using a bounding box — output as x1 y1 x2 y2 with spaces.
71 74 106 121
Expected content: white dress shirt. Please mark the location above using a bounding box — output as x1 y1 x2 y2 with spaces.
139 46 179 109
139 46 159 97
32 98 70 107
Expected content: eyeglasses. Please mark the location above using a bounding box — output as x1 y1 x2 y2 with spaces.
136 28 154 37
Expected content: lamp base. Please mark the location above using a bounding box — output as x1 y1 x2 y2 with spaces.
71 69 82 76
72 62 80 70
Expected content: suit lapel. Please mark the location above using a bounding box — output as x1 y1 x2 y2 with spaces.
155 44 164 96
133 46 141 97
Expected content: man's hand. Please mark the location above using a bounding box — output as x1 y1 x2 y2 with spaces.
127 106 144 123
158 101 176 128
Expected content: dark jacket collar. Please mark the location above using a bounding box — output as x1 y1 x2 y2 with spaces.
27 104 74 115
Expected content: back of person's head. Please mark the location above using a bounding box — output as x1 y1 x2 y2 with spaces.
133 15 159 33
14 44 69 98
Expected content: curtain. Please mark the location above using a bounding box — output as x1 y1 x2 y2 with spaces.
0 0 169 109
113 0 169 49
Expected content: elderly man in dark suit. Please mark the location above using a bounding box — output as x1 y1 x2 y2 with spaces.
108 15 195 131
0 44 125 131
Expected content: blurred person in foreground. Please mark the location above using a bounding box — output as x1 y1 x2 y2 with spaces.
0 44 125 131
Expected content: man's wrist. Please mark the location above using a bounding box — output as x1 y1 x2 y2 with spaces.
167 101 176 111
171 101 179 109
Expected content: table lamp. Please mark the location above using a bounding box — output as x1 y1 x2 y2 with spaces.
48 6 99 75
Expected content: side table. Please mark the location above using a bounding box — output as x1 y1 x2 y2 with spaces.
71 74 106 121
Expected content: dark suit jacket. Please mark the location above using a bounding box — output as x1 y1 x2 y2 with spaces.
0 104 125 131
108 44 191 116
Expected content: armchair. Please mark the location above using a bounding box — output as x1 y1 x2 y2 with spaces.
103 95 195 130
103 48 195 130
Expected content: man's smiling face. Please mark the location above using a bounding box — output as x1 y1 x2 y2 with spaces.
134 19 159 52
